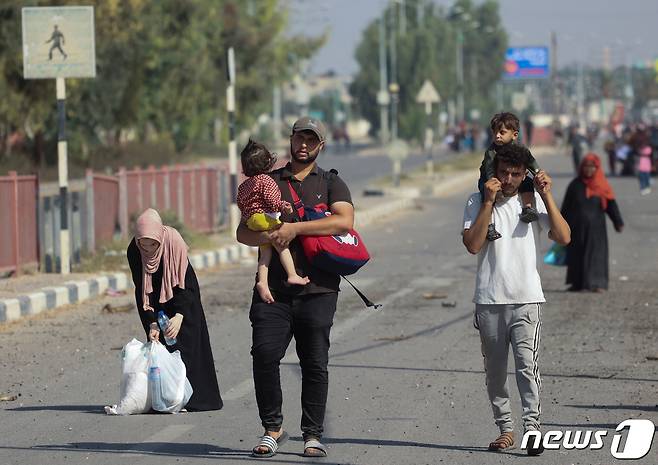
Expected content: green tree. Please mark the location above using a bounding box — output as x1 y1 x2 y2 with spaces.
350 0 507 141
0 0 325 172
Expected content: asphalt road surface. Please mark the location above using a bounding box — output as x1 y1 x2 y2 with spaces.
1 149 657 465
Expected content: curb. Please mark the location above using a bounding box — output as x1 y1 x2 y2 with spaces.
0 272 129 323
0 244 254 324
354 196 418 227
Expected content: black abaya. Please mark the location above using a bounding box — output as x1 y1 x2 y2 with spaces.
560 179 623 291
127 238 223 411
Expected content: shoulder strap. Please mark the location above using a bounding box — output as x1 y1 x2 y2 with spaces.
341 275 381 309
287 181 305 220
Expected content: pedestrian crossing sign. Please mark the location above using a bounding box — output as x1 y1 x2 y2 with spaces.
22 6 96 79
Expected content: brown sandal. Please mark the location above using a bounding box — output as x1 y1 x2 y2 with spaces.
488 432 515 451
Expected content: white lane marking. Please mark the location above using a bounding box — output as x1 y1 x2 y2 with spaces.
121 424 195 457
223 281 421 401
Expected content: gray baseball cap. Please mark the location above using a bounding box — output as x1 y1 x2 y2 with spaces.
291 116 327 142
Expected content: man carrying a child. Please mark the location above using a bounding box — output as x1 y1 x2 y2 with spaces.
236 117 353 458
463 141 571 455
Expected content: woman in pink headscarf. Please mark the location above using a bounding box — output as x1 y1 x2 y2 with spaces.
127 208 222 411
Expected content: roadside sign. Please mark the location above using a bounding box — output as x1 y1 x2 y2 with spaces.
511 92 528 112
22 6 96 79
503 46 549 80
416 80 440 104
416 79 440 114
377 90 390 106
387 139 409 161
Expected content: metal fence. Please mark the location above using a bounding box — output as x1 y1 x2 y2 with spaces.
3 160 248 273
118 164 229 237
0 172 39 275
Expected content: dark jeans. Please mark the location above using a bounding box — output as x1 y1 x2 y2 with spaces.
249 290 338 439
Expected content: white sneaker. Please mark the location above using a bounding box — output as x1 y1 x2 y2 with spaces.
640 188 651 195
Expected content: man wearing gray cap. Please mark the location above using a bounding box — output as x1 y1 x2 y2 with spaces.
237 117 354 458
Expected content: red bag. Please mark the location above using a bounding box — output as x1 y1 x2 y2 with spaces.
287 182 370 276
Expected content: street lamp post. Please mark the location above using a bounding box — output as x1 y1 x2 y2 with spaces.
378 15 390 144
389 5 399 141
456 27 464 123
389 82 400 141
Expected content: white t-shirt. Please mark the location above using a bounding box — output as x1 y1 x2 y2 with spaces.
462 192 551 305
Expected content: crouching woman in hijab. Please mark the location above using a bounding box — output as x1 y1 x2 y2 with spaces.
127 208 223 411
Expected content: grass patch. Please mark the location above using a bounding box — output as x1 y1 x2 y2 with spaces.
435 151 482 173
73 210 220 274
73 239 131 273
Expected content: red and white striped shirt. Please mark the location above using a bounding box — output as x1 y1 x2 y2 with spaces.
237 174 290 219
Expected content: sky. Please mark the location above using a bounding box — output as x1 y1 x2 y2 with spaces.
285 0 658 76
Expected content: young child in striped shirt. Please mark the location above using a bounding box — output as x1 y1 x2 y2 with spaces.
237 140 309 304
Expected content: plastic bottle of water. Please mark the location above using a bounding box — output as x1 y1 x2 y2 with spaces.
157 311 176 346
148 364 166 411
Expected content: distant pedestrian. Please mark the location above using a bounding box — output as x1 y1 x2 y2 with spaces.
127 208 223 411
236 117 354 458
603 139 617 176
561 154 623 292
569 127 588 173
524 117 534 146
462 143 571 456
637 144 653 195
46 25 67 60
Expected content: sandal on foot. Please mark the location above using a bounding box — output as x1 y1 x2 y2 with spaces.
520 206 539 223
486 224 502 241
488 432 515 451
303 438 327 457
251 431 289 458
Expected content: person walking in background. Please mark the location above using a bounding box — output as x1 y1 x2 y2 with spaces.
127 208 223 411
569 126 588 174
603 139 617 176
561 154 624 292
637 141 653 195
524 117 534 146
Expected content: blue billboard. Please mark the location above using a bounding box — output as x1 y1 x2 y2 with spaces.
503 46 549 79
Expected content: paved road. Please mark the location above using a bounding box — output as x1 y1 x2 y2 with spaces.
1 149 657 465
318 145 447 193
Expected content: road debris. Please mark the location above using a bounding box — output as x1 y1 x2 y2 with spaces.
422 292 448 300
102 303 132 314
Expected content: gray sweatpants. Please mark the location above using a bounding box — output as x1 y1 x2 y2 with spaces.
474 303 542 433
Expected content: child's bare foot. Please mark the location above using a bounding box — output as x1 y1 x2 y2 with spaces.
287 275 310 286
256 282 275 304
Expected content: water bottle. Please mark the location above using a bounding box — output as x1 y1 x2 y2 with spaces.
157 311 176 346
148 365 166 411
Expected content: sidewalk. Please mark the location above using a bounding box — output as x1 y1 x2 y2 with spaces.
0 145 533 324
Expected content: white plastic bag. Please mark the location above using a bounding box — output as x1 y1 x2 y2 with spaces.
148 342 193 413
105 338 151 415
